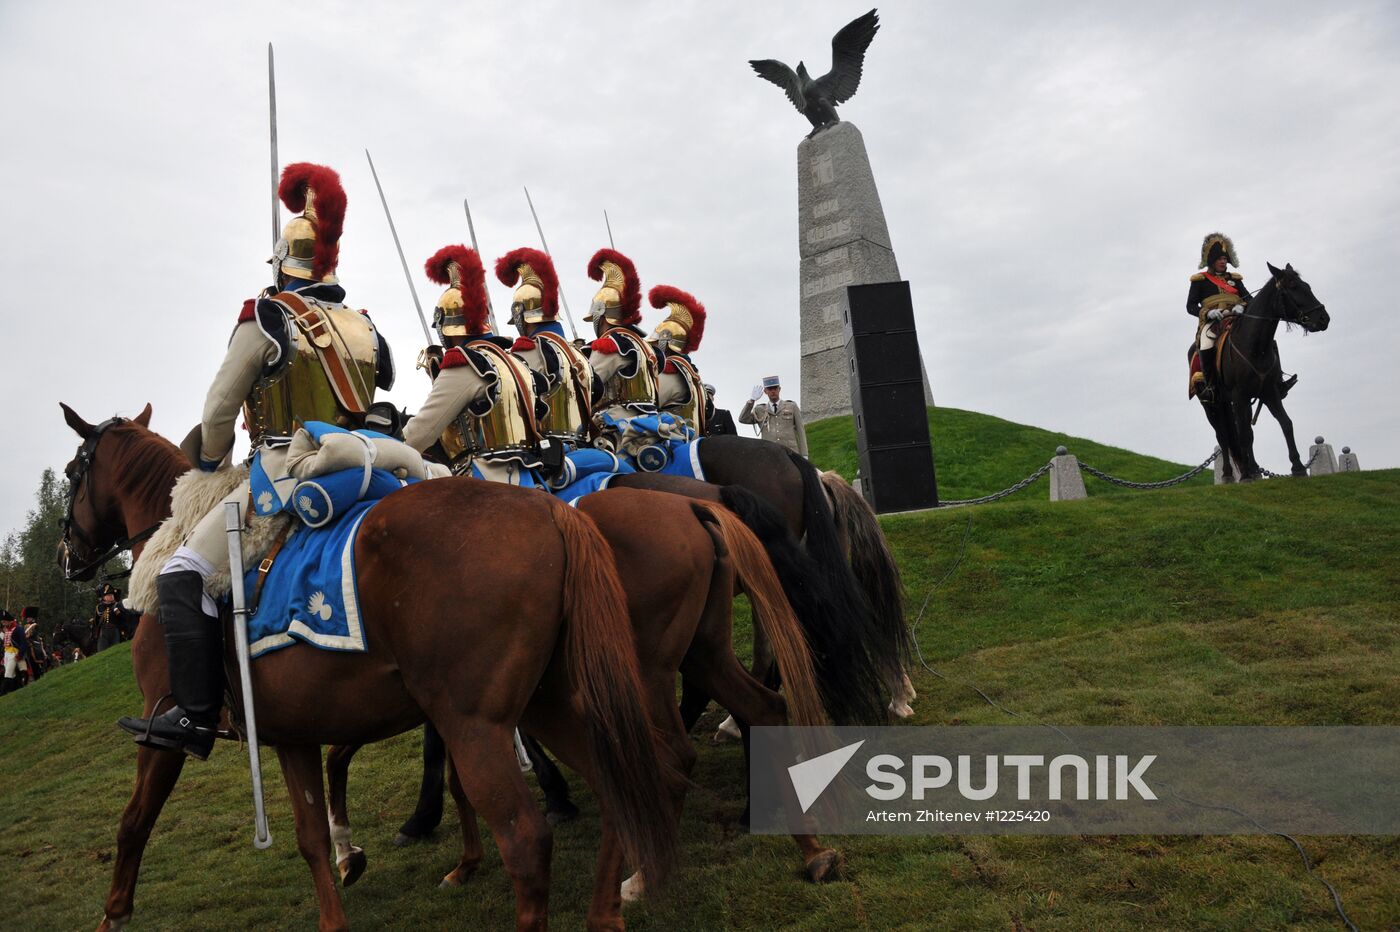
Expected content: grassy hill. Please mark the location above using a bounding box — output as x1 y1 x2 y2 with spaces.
807 406 1213 501
1 422 1396 930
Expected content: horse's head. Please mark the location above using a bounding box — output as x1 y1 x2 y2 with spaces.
1266 262 1329 333
57 402 153 581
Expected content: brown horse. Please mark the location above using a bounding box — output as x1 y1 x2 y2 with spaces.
58 403 675 931
325 485 842 900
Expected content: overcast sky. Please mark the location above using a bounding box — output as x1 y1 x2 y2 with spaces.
3 0 1397 538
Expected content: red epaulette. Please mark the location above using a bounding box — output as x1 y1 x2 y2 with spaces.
590 336 621 355
237 299 257 323
440 346 471 369
511 337 535 352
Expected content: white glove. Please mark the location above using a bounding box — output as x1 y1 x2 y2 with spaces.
750 384 764 401
1207 307 1224 322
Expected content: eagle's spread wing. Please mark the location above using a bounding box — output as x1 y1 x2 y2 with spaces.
749 59 805 112
814 8 879 104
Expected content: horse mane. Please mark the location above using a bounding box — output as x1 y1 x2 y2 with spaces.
109 422 189 510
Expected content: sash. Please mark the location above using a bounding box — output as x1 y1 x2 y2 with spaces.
1203 273 1238 295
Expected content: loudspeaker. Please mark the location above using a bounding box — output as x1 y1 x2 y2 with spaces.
844 281 938 513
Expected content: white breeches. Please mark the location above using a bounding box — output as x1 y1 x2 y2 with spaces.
3 650 17 678
160 481 250 615
1199 324 1219 351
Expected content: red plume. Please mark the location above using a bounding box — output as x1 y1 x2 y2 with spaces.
649 285 706 353
425 245 489 334
278 163 346 282
494 247 559 321
587 248 642 325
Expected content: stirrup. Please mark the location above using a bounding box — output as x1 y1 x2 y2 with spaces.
1279 373 1298 398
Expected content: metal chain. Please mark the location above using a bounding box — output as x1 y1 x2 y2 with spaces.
938 460 1054 507
1259 447 1321 480
1078 450 1219 490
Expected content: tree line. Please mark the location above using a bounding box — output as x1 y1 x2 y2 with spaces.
1 468 127 643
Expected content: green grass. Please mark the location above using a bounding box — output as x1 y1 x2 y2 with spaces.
807 406 1214 501
1 445 1396 929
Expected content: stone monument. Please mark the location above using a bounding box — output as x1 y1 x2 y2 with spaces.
749 8 934 422
797 123 933 420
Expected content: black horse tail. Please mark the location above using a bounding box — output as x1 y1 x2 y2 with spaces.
718 484 889 725
818 468 912 674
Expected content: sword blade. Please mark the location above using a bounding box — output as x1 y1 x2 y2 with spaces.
225 502 273 850
523 186 580 341
365 149 432 346
268 43 280 248
463 197 499 332
604 209 615 250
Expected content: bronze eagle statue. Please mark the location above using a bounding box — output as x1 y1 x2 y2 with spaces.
749 9 880 138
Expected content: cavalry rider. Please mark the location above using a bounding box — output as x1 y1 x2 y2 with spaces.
648 285 710 436
403 245 545 486
1187 232 1251 403
495 247 593 454
118 163 395 759
584 249 694 472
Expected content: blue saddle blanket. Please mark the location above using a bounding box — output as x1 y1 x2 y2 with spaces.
245 501 376 659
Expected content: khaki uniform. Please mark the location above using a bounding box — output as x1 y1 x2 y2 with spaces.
739 397 807 457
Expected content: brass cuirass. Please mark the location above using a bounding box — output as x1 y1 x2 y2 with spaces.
243 299 379 446
439 342 539 473
664 355 708 435
535 332 593 441
599 328 659 408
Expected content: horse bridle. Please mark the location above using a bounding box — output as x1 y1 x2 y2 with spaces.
60 416 160 581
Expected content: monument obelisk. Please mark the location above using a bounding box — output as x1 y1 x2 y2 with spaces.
750 8 933 422
796 122 933 421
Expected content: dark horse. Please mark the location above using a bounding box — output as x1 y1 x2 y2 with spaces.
59 404 676 932
1198 263 1329 481
52 619 102 658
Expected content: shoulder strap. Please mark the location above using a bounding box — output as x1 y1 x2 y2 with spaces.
273 292 369 416
472 341 543 444
537 331 595 432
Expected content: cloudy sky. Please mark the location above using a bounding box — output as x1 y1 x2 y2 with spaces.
3 0 1397 537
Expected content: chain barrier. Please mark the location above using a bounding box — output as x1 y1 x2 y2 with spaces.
1258 447 1321 480
1078 449 1219 490
937 460 1054 507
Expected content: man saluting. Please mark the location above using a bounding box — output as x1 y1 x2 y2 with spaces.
739 375 807 458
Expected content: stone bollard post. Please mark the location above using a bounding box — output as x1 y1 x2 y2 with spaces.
1308 436 1337 476
1337 446 1361 473
1212 447 1238 485
1050 446 1087 501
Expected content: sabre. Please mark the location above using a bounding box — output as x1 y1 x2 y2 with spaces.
604 209 616 250
365 150 433 346
523 186 580 341
462 197 499 333
268 43 280 248
225 501 273 850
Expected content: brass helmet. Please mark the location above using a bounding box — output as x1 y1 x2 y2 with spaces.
424 245 489 339
585 248 642 325
493 247 559 331
1199 232 1239 269
647 285 707 354
270 163 347 283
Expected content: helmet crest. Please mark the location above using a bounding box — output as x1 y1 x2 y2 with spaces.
494 247 559 322
425 245 489 336
587 248 642 325
649 285 706 353
278 163 346 282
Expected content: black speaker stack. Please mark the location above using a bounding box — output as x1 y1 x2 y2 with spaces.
842 281 938 513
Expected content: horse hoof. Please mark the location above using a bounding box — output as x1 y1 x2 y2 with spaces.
1292 467 1308 477
889 700 914 719
620 871 646 902
338 847 366 886
712 715 741 744
393 831 427 847
804 848 845 883
546 803 580 826
98 915 131 932
439 862 479 888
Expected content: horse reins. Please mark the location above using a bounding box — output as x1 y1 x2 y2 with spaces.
61 416 161 581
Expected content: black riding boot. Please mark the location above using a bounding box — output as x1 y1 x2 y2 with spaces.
116 571 223 759
1198 347 1217 402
